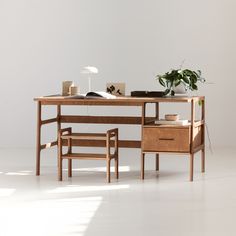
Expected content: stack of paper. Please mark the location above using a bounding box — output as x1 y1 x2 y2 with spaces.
154 119 189 125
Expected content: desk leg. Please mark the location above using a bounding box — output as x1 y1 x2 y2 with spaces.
141 153 145 179
36 102 41 176
57 105 61 167
155 154 159 171
201 99 205 173
201 148 205 173
190 100 195 181
57 105 61 131
141 104 146 180
155 103 160 171
190 154 194 182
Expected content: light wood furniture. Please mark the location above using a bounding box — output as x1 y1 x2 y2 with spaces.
141 99 205 181
58 127 119 183
34 95 205 181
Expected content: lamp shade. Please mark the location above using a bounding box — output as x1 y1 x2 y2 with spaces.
81 66 98 74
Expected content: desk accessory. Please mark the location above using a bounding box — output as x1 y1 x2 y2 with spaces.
106 82 125 96
130 91 165 97
156 68 205 96
62 81 74 96
69 86 79 95
165 114 179 121
81 66 98 92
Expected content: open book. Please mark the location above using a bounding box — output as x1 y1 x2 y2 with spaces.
82 91 116 99
44 91 116 99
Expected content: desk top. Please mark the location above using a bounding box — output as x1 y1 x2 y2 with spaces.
34 95 204 106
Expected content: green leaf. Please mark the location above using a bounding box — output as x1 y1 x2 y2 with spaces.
182 77 190 84
192 84 198 90
183 69 192 76
166 81 171 88
159 78 166 87
190 75 197 83
178 70 184 77
171 90 175 96
164 89 170 95
192 71 200 79
174 80 181 87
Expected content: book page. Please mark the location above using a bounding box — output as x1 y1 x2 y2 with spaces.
86 91 116 99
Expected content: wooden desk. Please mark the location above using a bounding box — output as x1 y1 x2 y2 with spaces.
34 95 205 181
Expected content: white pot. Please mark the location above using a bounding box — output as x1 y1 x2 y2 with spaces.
173 83 187 94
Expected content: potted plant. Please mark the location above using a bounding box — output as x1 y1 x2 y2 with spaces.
156 69 205 96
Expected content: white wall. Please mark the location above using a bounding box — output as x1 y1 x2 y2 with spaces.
0 0 235 148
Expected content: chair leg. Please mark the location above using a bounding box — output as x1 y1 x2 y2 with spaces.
115 157 119 179
58 135 63 181
68 138 72 177
106 159 111 183
190 154 194 182
141 153 145 179
114 129 119 179
58 158 63 181
68 159 72 177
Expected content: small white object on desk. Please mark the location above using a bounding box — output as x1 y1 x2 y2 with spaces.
62 81 74 96
165 114 179 121
69 86 79 95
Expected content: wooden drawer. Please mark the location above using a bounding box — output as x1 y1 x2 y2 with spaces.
142 127 190 152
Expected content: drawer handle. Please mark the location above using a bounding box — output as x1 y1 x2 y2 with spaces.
159 138 175 141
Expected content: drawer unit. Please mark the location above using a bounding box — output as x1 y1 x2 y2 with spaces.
193 125 203 149
142 127 191 152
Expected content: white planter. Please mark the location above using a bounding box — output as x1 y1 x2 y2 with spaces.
173 83 187 94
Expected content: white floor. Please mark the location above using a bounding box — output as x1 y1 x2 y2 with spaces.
0 147 236 236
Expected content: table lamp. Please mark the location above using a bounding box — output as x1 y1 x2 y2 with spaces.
81 66 98 92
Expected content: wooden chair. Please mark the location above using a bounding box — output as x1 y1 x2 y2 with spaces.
58 127 119 183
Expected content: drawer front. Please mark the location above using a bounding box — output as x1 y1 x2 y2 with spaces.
142 127 190 152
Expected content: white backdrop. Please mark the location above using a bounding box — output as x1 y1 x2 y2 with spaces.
0 0 235 148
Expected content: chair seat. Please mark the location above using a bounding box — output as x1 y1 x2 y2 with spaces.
61 133 108 140
62 153 113 160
